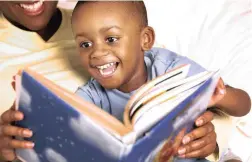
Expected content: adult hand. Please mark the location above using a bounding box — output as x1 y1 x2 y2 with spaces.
0 104 34 161
0 79 34 161
177 111 217 158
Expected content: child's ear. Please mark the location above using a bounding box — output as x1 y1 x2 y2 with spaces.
141 26 155 51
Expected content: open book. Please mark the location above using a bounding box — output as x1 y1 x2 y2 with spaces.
14 64 219 162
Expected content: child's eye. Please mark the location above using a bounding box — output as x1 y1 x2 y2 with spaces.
80 42 92 48
106 37 118 43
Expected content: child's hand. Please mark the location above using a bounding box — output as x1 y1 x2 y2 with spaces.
0 104 34 161
208 78 226 108
176 111 217 158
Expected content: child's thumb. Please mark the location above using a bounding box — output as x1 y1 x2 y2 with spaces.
216 86 226 96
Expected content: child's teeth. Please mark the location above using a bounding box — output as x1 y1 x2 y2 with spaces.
99 67 116 76
96 62 117 76
97 62 115 70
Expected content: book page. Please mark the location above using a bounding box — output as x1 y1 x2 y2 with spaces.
129 71 210 118
133 88 197 137
132 85 200 125
131 71 213 122
123 64 190 128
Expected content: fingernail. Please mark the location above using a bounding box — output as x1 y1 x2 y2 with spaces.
178 154 185 158
14 112 23 120
178 148 186 155
26 142 34 148
23 130 33 137
196 119 204 126
182 136 190 144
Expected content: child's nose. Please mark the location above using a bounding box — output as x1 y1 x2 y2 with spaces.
91 47 109 59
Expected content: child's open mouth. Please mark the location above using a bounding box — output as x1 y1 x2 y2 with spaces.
96 62 119 77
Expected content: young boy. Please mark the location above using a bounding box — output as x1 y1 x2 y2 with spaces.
71 1 250 161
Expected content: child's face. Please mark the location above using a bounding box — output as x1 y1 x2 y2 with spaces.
72 2 154 92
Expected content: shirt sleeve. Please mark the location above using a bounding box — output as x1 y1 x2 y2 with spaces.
75 80 102 106
75 84 96 104
150 48 206 77
75 80 112 114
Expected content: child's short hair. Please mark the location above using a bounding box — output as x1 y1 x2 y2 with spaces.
73 1 148 28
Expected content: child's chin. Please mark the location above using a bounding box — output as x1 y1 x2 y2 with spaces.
100 82 119 90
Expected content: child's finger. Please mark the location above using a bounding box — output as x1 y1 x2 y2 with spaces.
215 78 226 95
195 111 214 127
1 125 33 138
0 110 24 124
216 86 226 96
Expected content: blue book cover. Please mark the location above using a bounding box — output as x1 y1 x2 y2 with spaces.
14 65 218 162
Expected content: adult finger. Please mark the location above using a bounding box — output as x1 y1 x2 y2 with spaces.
157 140 174 162
0 148 16 161
0 125 32 137
178 143 216 158
195 111 214 127
157 129 186 162
0 136 34 149
11 80 16 91
0 110 23 124
178 131 216 156
182 122 214 145
172 128 186 154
